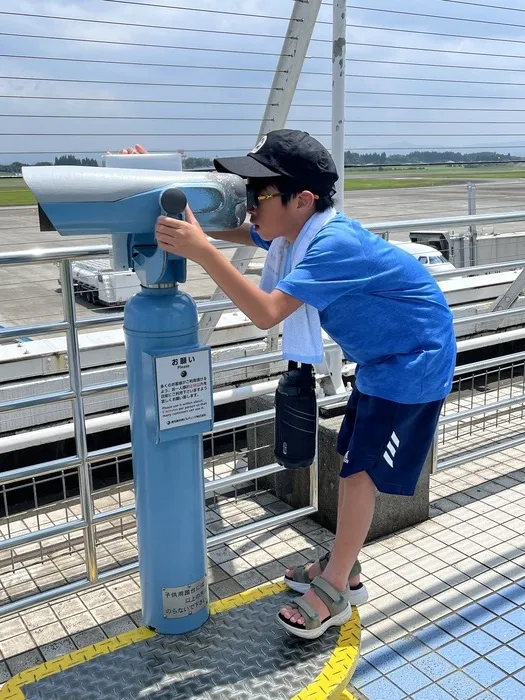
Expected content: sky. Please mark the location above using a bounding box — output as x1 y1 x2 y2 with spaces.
2 0 525 163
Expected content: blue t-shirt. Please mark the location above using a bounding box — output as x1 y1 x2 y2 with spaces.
251 213 456 404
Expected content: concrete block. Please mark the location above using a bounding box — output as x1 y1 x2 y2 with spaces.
247 394 432 542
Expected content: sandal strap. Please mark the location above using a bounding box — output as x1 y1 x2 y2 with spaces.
288 564 313 585
287 553 361 584
319 552 330 570
294 598 320 624
319 552 362 579
311 576 349 615
286 598 321 630
287 553 331 581
349 559 362 578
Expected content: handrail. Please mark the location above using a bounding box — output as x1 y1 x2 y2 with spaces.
0 238 243 267
366 209 525 234
434 258 525 280
2 209 525 268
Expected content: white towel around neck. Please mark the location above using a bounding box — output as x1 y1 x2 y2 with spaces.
259 207 337 364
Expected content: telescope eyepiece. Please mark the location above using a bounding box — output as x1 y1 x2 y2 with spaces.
160 188 187 217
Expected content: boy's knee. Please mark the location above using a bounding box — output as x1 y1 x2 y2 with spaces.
341 469 379 494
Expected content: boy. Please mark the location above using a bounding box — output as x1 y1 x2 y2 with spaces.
125 130 456 639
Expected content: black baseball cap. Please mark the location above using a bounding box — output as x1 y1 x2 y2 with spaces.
214 129 339 195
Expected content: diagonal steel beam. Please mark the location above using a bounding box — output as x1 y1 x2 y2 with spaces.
200 0 323 346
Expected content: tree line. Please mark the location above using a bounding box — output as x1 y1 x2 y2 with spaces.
0 155 99 173
0 154 214 174
344 150 522 166
2 151 522 175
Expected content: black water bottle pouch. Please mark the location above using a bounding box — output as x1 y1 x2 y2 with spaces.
274 361 317 469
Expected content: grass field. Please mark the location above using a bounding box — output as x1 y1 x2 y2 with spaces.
0 178 37 206
342 164 525 190
2 164 525 206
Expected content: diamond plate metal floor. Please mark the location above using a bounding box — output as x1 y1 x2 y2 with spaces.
2 585 361 700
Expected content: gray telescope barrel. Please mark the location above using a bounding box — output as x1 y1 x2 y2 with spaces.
22 166 245 204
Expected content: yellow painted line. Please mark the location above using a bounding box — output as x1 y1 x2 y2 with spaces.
0 626 156 700
210 580 287 614
291 605 361 700
0 580 361 700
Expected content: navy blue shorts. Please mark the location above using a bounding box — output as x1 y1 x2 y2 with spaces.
336 387 443 496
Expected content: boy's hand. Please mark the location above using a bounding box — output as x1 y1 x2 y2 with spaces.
116 144 148 154
155 205 212 263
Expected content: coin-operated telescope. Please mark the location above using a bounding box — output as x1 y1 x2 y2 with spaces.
23 165 246 282
23 165 246 634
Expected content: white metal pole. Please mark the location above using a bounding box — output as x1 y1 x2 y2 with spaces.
322 0 347 395
332 0 347 211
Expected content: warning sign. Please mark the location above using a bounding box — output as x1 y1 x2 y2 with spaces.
155 349 212 431
162 576 207 618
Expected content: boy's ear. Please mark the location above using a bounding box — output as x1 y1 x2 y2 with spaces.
296 190 317 210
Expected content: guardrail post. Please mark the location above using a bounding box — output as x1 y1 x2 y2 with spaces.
59 260 98 584
468 182 478 266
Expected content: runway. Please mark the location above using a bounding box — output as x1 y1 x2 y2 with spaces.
0 178 524 329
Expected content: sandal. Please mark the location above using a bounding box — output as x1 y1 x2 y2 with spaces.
277 576 352 639
284 553 368 605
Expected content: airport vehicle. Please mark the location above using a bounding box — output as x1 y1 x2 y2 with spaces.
62 259 141 306
391 241 457 274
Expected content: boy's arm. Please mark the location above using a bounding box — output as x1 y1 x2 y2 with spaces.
155 209 303 329
207 223 256 246
197 245 302 329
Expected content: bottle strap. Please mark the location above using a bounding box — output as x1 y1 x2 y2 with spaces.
287 361 314 372
299 363 314 377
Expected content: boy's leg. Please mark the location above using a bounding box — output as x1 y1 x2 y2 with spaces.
284 457 363 586
284 385 360 589
280 470 376 625
338 459 365 588
279 392 443 629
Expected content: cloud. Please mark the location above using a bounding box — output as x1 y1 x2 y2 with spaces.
3 0 525 161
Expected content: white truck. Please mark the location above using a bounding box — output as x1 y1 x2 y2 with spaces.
62 259 141 307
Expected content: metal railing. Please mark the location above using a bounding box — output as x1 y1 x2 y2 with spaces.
437 349 525 472
3 207 525 615
0 245 328 616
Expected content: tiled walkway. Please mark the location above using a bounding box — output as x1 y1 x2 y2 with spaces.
353 447 525 700
1 446 525 698
353 581 525 699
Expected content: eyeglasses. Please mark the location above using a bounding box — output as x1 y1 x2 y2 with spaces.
246 190 289 209
246 190 319 209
